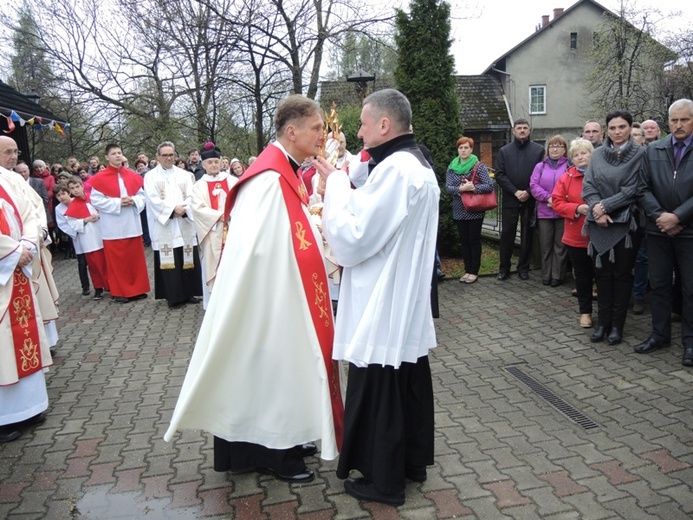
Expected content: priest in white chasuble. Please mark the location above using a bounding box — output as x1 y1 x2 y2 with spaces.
144 142 202 308
316 89 439 506
165 95 343 484
0 164 52 443
190 143 237 309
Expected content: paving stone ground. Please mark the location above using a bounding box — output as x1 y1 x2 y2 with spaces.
1 251 692 519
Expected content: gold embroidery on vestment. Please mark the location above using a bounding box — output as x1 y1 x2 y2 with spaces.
312 273 330 327
295 222 312 250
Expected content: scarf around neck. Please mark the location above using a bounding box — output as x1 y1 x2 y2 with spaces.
448 154 479 175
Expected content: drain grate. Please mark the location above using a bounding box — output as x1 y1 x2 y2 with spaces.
504 365 599 430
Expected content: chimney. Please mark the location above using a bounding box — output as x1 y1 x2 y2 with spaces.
553 8 564 20
542 15 550 27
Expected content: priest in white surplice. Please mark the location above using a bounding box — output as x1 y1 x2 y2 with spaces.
165 95 343 484
0 158 52 444
190 143 237 309
316 89 439 506
144 142 202 308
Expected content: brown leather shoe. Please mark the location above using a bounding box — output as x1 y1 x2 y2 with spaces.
580 314 592 328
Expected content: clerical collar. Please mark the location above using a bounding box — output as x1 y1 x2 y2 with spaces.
271 141 301 174
367 133 418 164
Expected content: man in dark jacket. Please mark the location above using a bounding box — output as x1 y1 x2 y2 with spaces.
494 119 544 280
636 98 693 366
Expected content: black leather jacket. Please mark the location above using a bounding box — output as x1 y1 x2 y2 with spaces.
639 135 693 238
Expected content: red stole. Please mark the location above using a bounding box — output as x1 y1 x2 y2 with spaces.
225 145 344 448
89 165 144 198
206 178 230 211
64 195 92 219
0 185 44 380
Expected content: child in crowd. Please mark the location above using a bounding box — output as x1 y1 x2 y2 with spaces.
54 183 91 296
65 176 109 300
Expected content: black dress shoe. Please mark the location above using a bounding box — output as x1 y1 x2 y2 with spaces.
634 336 670 354
497 271 509 281
550 279 562 287
607 326 622 345
344 477 405 506
23 413 46 427
130 294 148 301
258 466 315 483
0 427 21 443
187 296 202 304
542 279 551 286
82 289 91 296
682 347 693 366
297 443 317 457
405 465 427 482
111 296 129 303
518 271 529 280
590 325 608 343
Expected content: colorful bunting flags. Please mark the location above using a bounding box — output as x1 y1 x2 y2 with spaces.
2 112 66 137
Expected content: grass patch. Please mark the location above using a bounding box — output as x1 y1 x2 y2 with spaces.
441 238 515 277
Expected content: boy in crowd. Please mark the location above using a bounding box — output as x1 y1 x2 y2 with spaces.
64 177 109 300
54 184 91 296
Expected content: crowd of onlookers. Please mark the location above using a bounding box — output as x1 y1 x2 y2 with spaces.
444 100 693 367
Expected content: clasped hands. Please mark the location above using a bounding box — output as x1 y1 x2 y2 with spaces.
656 212 683 236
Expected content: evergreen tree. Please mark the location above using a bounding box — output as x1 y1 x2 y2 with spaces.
8 3 54 97
395 0 462 255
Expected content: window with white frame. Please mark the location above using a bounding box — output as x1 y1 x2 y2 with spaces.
529 85 546 115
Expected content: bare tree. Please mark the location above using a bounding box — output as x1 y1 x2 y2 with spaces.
585 1 677 121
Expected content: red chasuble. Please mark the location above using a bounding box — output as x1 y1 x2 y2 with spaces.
225 145 344 448
0 184 44 380
89 165 143 198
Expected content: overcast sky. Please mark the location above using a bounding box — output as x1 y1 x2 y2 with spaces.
446 0 693 74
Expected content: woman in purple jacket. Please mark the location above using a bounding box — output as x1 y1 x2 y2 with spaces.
530 135 570 287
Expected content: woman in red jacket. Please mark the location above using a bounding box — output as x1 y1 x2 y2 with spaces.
552 139 594 329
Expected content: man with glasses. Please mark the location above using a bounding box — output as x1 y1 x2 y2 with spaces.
0 135 52 443
143 142 202 308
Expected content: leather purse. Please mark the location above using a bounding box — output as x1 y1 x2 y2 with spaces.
460 164 497 212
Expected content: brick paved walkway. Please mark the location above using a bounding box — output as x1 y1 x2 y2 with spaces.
1 252 691 519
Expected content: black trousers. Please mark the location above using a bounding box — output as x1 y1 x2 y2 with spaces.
455 218 484 275
592 234 641 329
76 253 90 292
213 439 306 474
337 356 434 495
499 203 535 274
647 234 693 347
567 245 593 314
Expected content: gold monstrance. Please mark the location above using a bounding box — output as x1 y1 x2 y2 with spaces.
317 103 342 193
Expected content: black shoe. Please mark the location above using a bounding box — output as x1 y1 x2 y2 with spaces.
93 289 104 301
82 289 91 296
50 347 57 357
111 296 129 303
590 325 608 343
130 294 148 301
607 326 622 345
633 300 645 315
405 465 427 482
497 271 509 281
550 279 562 287
187 296 202 304
0 427 21 443
344 477 405 506
22 413 46 427
518 271 529 280
682 347 693 366
542 279 551 286
258 466 315 483
634 336 670 354
296 443 317 457
437 270 446 281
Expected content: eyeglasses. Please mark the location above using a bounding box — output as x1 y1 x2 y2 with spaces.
2 149 21 156
548 144 565 149
159 153 175 158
